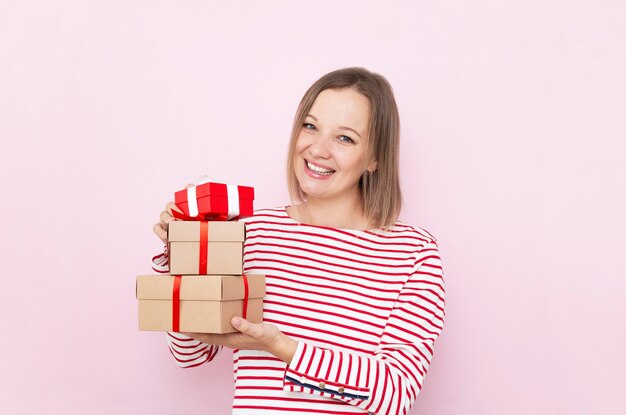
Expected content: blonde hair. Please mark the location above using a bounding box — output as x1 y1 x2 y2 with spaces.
287 67 402 229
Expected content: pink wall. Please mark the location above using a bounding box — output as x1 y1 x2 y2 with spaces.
1 1 624 414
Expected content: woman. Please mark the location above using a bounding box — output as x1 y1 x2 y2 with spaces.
153 67 446 414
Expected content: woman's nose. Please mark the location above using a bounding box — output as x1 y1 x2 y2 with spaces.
309 134 332 159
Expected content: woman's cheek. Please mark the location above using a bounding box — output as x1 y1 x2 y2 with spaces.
294 134 312 153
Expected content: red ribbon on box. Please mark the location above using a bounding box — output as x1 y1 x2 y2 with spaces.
172 275 182 332
171 274 250 332
242 274 249 320
199 221 209 274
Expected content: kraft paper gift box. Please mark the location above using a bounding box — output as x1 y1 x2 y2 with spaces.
172 181 255 221
136 274 265 334
168 221 245 275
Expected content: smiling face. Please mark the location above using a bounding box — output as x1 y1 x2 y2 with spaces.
293 87 377 202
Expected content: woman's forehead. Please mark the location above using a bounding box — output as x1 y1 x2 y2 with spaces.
308 88 370 131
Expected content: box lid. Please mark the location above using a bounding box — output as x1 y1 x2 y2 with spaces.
175 182 255 202
168 221 245 242
136 274 265 301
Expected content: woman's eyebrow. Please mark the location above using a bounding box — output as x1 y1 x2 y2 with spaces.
306 113 362 138
338 126 362 139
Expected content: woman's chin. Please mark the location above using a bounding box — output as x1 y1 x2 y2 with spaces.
300 187 328 199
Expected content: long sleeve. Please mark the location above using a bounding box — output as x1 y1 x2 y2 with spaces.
167 332 223 368
150 246 223 368
280 240 446 415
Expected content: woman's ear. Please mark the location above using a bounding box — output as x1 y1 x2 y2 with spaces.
367 159 378 173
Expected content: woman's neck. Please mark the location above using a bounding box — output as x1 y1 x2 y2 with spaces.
289 194 372 230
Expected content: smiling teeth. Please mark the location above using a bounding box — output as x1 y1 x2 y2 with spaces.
307 161 334 175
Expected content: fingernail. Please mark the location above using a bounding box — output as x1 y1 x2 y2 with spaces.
232 317 241 327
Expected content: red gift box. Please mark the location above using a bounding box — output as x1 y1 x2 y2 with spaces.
173 182 254 221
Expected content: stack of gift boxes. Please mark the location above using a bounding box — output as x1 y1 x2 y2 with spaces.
136 181 265 334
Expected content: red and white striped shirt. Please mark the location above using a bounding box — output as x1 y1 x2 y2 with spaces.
164 207 446 415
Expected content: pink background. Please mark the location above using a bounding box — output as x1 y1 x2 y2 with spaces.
1 1 625 414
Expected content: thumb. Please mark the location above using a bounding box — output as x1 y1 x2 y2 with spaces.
231 317 261 338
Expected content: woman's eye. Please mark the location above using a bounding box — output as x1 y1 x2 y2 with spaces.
303 123 316 130
338 135 354 144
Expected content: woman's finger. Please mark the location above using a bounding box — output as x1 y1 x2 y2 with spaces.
153 223 167 244
166 201 183 216
160 210 173 224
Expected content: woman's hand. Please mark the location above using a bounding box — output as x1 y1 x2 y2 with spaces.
153 184 193 244
184 317 298 365
153 202 179 244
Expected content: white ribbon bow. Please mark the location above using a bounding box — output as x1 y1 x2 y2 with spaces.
186 176 240 220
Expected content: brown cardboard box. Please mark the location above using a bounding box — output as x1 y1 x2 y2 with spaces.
168 221 245 275
137 274 265 333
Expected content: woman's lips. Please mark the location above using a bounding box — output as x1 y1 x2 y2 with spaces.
304 159 335 179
